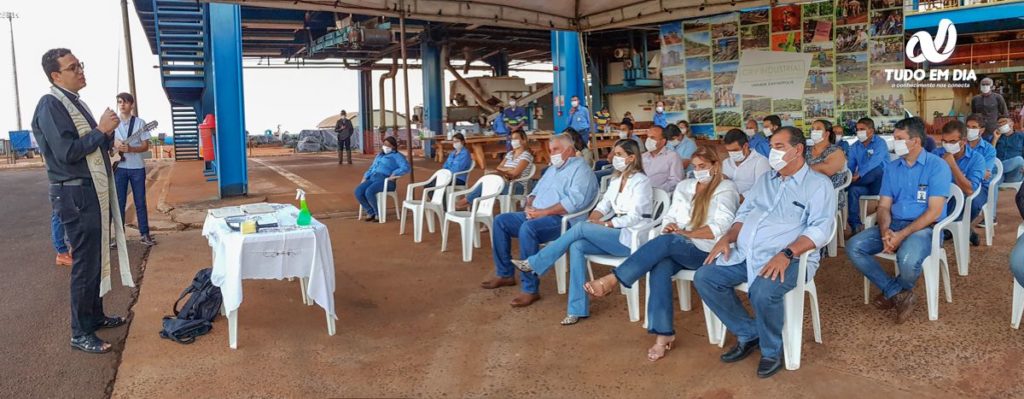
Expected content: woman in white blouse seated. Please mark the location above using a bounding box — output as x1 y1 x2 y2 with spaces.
585 146 739 361
510 139 652 325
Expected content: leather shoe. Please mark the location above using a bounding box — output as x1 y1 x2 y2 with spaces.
510 293 540 307
757 356 784 378
872 293 894 310
892 289 916 324
720 338 759 363
480 276 516 289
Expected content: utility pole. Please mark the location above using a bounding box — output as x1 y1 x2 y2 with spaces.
1 12 21 130
119 0 138 115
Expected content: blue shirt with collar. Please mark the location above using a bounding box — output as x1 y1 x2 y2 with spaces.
749 133 771 158
720 164 837 284
363 151 411 180
847 134 889 177
967 138 996 186
992 131 1024 161
569 106 592 141
503 107 527 131
880 150 953 222
933 145 985 195
653 112 668 128
673 136 697 160
443 148 473 184
530 156 599 223
493 113 508 135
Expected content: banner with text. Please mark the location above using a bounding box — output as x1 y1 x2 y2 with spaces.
734 50 813 99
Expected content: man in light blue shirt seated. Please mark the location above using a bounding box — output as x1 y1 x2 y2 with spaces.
482 133 599 307
669 121 697 172
568 95 592 142
695 126 836 379
934 120 986 246
846 117 889 232
847 117 952 325
748 114 779 158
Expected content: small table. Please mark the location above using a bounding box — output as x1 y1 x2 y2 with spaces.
202 204 337 349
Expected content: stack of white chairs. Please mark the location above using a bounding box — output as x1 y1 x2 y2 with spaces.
399 169 453 243
357 175 401 223
441 175 505 262
498 163 537 213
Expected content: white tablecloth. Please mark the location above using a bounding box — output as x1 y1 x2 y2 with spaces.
202 204 336 320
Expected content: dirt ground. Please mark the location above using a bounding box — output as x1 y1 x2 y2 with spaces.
97 152 1024 398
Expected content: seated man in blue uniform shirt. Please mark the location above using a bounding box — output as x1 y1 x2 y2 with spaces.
935 120 986 246
846 117 889 232
748 114 780 158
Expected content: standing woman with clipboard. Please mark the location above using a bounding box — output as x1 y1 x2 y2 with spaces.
113 92 156 246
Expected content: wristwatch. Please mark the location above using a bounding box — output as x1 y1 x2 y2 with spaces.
780 248 795 261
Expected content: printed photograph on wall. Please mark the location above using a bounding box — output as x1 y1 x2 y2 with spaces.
666 111 689 126
712 21 739 39
740 8 769 25
715 110 743 133
713 61 738 85
804 95 835 119
835 0 868 25
870 92 906 117
684 20 710 32
663 74 686 94
715 86 740 109
687 79 714 109
686 57 712 79
714 38 740 62
869 9 903 36
743 97 772 121
803 18 833 44
689 108 715 124
661 45 685 68
663 95 687 112
836 25 868 53
837 82 868 111
660 22 683 45
684 30 711 56
803 2 820 17
740 24 770 49
805 69 835 94
692 124 716 138
871 0 902 9
818 1 834 17
771 4 802 32
806 43 835 67
773 98 804 113
870 37 903 64
870 67 894 91
771 32 802 52
839 110 870 130
836 53 868 82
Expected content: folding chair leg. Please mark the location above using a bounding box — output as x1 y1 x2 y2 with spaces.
940 251 952 303
782 289 804 371
301 278 313 306
808 283 822 343
555 257 567 294
627 285 641 322
677 279 693 311
440 219 450 253
1012 280 1024 329
923 256 941 321
376 194 387 224
299 278 309 305
326 311 336 336
399 207 408 236
413 209 424 243
460 221 474 262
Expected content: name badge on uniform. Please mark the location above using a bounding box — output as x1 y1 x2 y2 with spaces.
916 185 928 202
867 149 874 155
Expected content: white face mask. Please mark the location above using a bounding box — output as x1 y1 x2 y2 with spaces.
810 130 825 144
669 139 681 146
1000 123 1013 134
981 85 992 94
679 127 687 134
509 100 517 107
762 127 773 137
618 131 628 139
893 139 910 157
967 128 981 141
550 153 565 168
612 156 628 171
453 142 464 151
857 130 869 142
656 106 664 113
694 169 712 183
943 142 961 154
743 128 756 137
510 139 522 149
645 138 660 151
383 146 394 154
571 100 579 107
728 150 746 163
768 148 789 171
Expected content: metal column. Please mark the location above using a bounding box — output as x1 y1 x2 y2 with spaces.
421 39 443 159
551 30 586 134
358 69 374 154
208 3 247 197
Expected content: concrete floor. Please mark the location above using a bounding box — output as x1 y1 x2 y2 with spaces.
82 153 1024 397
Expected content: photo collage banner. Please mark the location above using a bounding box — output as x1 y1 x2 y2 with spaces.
660 0 910 137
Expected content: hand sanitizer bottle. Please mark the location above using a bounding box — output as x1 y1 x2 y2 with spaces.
296 189 311 226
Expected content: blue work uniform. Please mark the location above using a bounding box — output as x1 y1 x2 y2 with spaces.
933 145 986 221
443 148 473 185
356 150 411 217
503 107 527 132
749 133 771 158
569 105 591 142
846 134 890 229
653 112 668 128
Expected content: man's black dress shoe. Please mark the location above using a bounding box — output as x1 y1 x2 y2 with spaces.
720 338 759 363
757 356 784 378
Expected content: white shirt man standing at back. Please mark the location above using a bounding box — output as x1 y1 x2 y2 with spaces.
113 92 156 246
721 128 771 199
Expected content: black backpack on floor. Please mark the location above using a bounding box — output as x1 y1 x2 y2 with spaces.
159 268 223 344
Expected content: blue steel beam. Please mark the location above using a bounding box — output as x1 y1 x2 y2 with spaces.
905 2 1024 31
208 3 248 197
421 39 443 159
551 30 586 135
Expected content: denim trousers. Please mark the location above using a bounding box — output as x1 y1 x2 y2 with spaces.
694 259 799 359
115 167 150 236
613 234 709 336
847 220 932 298
354 177 395 217
51 207 68 254
1011 233 1024 287
527 222 630 317
492 212 563 294
995 156 1024 211
847 166 884 229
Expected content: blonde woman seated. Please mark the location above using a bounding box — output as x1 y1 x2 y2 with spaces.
456 130 534 209
511 139 652 325
584 146 740 361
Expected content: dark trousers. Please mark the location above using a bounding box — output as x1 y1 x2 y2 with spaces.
51 182 104 338
115 167 149 236
338 137 352 164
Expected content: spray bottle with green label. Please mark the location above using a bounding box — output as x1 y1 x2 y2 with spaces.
296 189 312 226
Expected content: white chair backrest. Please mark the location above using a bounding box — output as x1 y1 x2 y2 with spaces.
599 174 613 194
474 174 506 217
429 169 454 205
651 188 672 224
934 185 965 248
517 163 537 182
992 158 1004 192
836 169 853 191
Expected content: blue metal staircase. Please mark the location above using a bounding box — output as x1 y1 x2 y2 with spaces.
152 0 206 160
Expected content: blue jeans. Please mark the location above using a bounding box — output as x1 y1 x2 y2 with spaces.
527 222 629 317
354 177 395 217
847 166 884 229
614 234 709 335
492 213 563 294
694 259 799 359
115 167 150 236
594 167 614 181
847 220 932 298
1011 233 1024 286
1003 156 1024 184
465 182 524 204
51 207 68 254
950 188 986 223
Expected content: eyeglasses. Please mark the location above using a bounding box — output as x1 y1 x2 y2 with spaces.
62 62 85 73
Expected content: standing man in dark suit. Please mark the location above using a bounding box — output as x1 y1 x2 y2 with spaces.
335 110 354 164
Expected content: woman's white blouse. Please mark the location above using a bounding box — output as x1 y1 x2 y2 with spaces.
663 178 740 252
595 172 653 247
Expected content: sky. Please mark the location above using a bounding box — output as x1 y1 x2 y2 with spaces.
0 0 553 138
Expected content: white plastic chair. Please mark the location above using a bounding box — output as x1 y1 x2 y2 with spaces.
583 188 671 322
498 163 537 213
859 195 881 229
862 185 962 321
664 269 723 346
980 159 1004 246
707 223 837 371
598 173 613 195
828 169 853 257
943 182 981 276
400 169 453 243
356 176 401 223
441 174 505 262
1012 224 1024 329
554 195 602 295
449 159 476 198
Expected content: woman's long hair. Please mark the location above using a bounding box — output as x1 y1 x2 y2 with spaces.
613 139 645 177
689 145 724 230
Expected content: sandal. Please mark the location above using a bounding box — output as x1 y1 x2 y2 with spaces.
98 316 127 329
584 274 619 298
70 334 111 354
511 259 534 273
647 336 675 362
560 315 585 326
